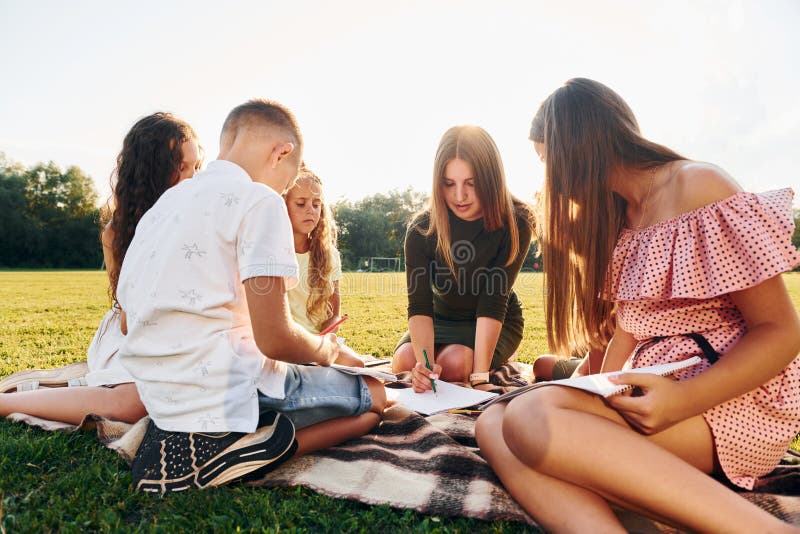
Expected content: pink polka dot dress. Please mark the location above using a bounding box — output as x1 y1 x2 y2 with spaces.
607 188 800 490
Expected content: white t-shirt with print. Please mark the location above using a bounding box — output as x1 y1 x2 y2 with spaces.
117 160 298 434
287 248 342 334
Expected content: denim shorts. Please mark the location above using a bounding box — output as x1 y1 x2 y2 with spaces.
258 364 373 430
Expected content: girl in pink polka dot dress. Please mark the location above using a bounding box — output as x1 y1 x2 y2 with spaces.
476 78 800 533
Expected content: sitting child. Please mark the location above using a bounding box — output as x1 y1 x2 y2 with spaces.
283 167 363 367
117 99 386 493
0 112 201 424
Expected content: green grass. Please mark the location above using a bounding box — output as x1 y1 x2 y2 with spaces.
337 272 551 360
1 271 799 532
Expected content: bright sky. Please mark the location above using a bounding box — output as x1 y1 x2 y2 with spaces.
1 0 798 206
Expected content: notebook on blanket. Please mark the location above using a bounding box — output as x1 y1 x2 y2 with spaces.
480 356 702 410
387 380 498 415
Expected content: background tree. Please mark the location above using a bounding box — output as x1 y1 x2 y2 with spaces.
332 187 541 271
0 153 102 268
333 188 428 270
0 154 31 266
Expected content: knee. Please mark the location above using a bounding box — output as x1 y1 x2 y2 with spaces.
501 392 559 466
436 345 473 382
364 377 386 414
475 405 504 449
391 343 416 373
533 355 556 381
105 384 147 424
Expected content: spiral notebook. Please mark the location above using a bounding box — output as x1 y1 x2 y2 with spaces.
480 356 702 410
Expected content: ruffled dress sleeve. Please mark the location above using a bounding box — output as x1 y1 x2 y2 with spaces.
607 188 800 301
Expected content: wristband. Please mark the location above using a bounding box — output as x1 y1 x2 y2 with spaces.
469 372 490 385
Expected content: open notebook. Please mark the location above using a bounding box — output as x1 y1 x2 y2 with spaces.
480 356 702 410
387 380 498 415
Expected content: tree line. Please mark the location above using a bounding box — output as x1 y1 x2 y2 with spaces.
1 153 797 271
0 154 103 268
332 188 543 271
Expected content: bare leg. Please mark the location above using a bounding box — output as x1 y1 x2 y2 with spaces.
482 386 793 533
0 383 146 425
435 344 473 382
392 342 474 382
476 404 625 533
391 342 416 373
294 376 386 455
532 355 557 381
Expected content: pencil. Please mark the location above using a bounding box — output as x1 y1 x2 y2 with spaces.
319 314 348 336
447 409 482 415
422 349 437 396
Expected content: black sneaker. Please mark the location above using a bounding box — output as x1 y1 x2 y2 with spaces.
240 409 300 484
132 410 296 494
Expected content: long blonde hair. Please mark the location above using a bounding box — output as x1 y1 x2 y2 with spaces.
530 78 684 354
287 168 338 329
422 125 532 276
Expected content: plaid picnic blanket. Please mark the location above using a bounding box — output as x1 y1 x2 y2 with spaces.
6 363 800 530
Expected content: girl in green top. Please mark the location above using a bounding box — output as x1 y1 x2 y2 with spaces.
392 125 534 391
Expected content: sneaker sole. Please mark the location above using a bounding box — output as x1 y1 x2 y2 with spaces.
240 438 298 484
0 362 89 393
135 412 296 493
195 412 296 488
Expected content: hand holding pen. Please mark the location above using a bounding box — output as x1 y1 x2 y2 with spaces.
319 314 348 336
411 349 441 395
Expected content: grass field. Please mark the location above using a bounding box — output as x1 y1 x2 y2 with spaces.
1 271 799 532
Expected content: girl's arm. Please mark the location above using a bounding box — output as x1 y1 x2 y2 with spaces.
600 319 638 373
101 223 116 287
472 316 502 380
571 346 608 377
473 212 533 382
680 274 800 412
409 315 435 365
318 281 342 333
408 315 441 392
608 274 800 434
404 220 437 373
101 223 127 334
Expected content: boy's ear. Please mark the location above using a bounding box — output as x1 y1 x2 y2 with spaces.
270 142 295 168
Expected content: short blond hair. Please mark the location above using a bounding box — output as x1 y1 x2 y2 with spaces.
220 98 303 151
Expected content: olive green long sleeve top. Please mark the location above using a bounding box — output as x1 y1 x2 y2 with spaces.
404 207 532 323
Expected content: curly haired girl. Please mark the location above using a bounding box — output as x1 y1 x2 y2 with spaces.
0 112 201 424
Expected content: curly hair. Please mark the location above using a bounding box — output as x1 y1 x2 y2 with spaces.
287 168 338 329
105 112 199 306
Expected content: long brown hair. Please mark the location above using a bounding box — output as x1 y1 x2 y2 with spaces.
530 78 684 353
106 112 199 306
286 167 338 329
423 125 532 276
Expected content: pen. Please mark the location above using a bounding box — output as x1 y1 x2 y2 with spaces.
319 314 348 336
422 348 437 396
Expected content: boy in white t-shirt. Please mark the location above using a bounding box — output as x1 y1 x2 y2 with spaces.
117 100 386 493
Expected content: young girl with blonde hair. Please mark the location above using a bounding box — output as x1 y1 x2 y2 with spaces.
476 78 800 532
392 125 533 391
284 167 363 366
